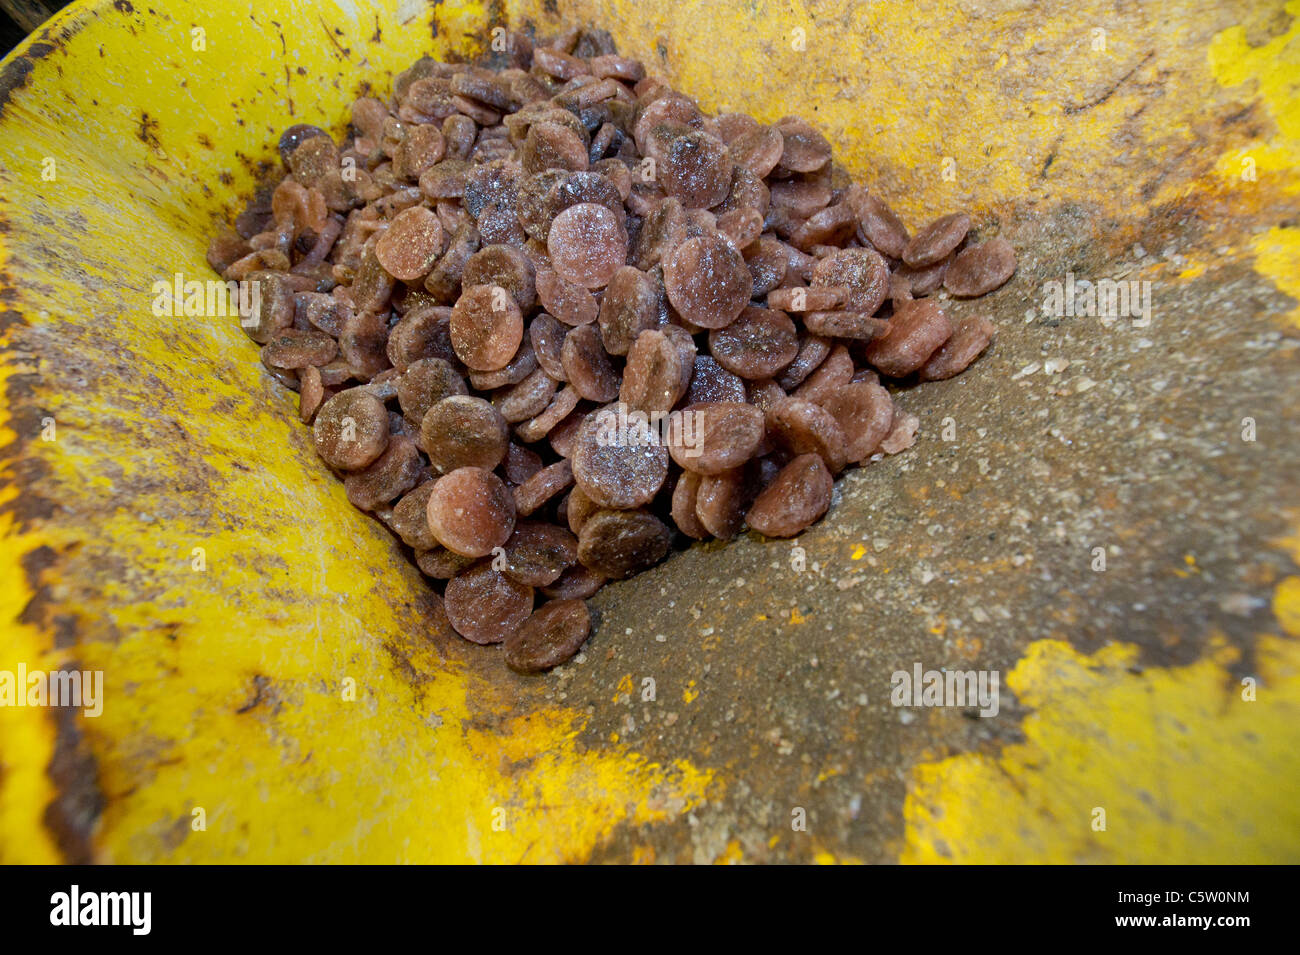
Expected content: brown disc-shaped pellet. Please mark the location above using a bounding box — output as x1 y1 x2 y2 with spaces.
631 196 686 270
775 116 832 173
561 323 621 402
821 381 895 463
541 563 607 600
375 206 445 281
577 508 671 579
393 123 446 181
902 212 971 268
424 222 480 302
295 291 349 338
339 307 392 380
695 467 755 540
571 406 670 508
534 46 591 79
793 344 854 406
802 310 889 341
880 407 920 454
555 170 626 224
669 401 765 474
467 344 538 390
504 442 544 485
789 202 858 252
365 372 401 403
714 112 759 143
771 180 833 221
918 315 996 381
415 545 476 580
449 283 524 371
299 365 325 423
547 203 627 289
313 387 390 471
767 396 849 473
714 165 770 218
745 237 790 297
811 247 889 313
659 323 698 393
716 206 764 251
536 268 599 326
765 286 847 312
670 470 710 540
504 599 592 673
685 354 747 404
344 434 423 511
864 299 954 377
317 360 355 388
633 94 704 153
390 480 439 550
848 188 911 259
494 367 559 424
514 459 574 516
529 313 568 381
746 377 787 414
421 395 509 473
516 170 567 243
728 124 784 179
942 238 1016 297
598 266 659 356
420 159 473 200
426 466 516 558
565 484 600 536
548 408 586 458
896 256 951 297
443 561 534 645
263 329 338 370
621 329 686 414
515 384 581 444
746 453 833 538
387 305 457 372
462 244 537 311
659 131 733 210
590 53 644 82
707 307 799 380
500 522 579 587
279 123 331 166
663 233 751 329
399 357 468 431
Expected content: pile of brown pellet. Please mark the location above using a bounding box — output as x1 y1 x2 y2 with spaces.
207 25 1014 673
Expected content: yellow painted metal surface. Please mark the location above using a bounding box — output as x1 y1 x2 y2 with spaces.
0 0 1296 863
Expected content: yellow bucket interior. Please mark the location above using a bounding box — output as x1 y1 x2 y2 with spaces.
1 0 1299 863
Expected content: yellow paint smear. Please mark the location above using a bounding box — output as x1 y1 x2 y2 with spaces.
902 635 1300 863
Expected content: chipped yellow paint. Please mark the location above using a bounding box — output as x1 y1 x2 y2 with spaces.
714 838 744 864
1275 578 1300 638
613 672 635 702
902 635 1300 863
1250 227 1300 328
1209 0 1300 193
850 544 866 560
0 0 715 864
682 680 699 704
789 608 805 625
